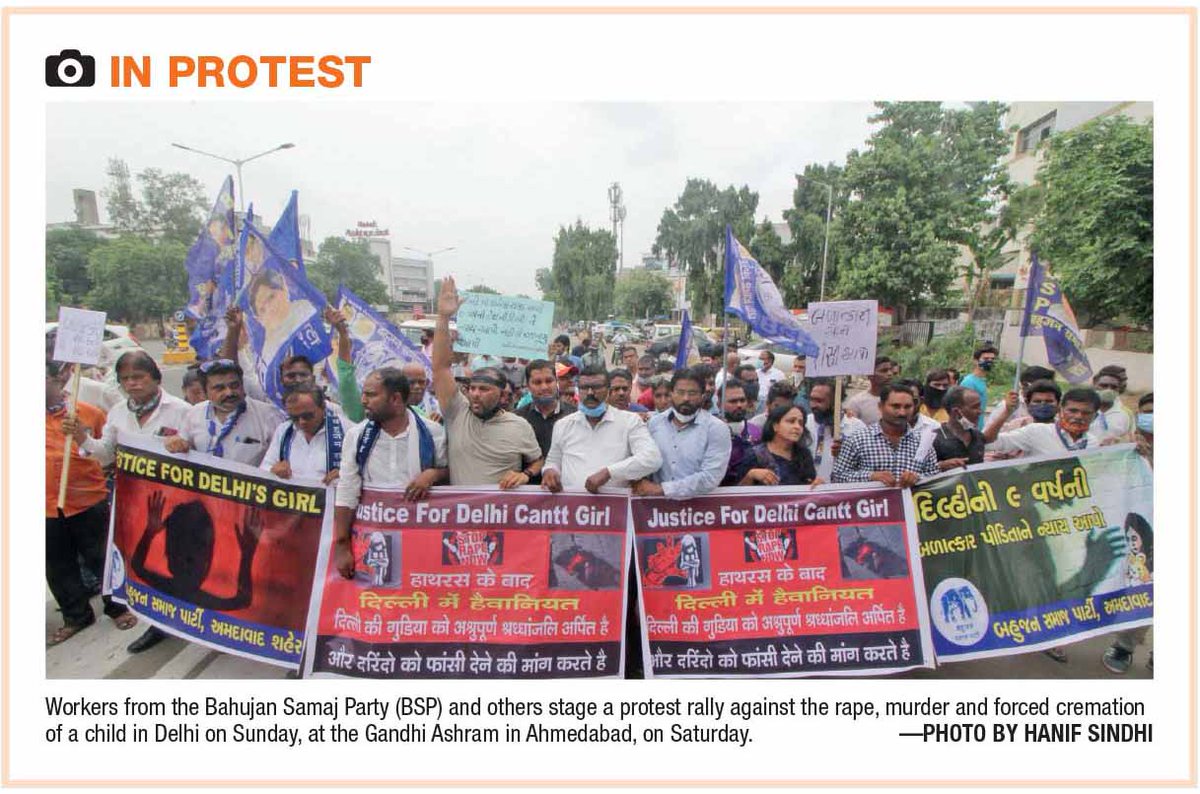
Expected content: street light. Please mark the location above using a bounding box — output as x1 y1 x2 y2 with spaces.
171 141 295 215
796 174 835 301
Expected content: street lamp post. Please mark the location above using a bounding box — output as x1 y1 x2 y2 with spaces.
797 174 835 302
171 141 296 218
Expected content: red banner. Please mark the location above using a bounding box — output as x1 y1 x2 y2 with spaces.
303 488 629 678
632 485 934 677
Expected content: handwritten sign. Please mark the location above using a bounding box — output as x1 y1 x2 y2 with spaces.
805 300 877 377
52 306 108 365
453 292 554 360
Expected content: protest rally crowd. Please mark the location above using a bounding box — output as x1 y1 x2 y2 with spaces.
47 262 1153 676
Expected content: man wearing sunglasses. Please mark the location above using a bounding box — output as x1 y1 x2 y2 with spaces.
165 360 283 466
260 382 346 485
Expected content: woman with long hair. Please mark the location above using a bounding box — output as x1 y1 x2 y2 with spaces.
735 403 822 486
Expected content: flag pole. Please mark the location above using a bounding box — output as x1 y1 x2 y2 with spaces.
1012 252 1039 393
57 364 82 511
720 232 729 412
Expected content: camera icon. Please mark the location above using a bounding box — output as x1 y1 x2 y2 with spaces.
45 49 96 87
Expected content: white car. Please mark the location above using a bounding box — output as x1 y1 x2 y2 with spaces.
736 339 803 375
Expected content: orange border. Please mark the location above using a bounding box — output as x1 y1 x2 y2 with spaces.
4 4 1194 789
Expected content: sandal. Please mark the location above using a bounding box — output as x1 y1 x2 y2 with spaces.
47 621 93 647
111 612 138 631
1043 647 1069 664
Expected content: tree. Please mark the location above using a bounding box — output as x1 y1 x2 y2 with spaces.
748 218 789 301
309 237 389 305
550 221 617 320
1028 115 1153 327
837 102 1011 317
102 158 209 246
46 228 103 307
653 179 758 319
614 269 673 319
781 163 849 306
85 237 189 323
467 284 500 295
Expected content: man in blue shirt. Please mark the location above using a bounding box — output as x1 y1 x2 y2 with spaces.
958 344 998 430
632 368 731 499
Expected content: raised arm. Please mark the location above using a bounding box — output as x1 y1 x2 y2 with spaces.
432 276 465 411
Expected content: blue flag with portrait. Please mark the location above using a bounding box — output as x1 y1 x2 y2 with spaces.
328 285 431 391
723 225 820 357
267 190 305 276
236 222 332 408
185 176 236 359
1019 253 1093 384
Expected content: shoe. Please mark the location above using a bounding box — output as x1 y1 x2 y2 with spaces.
1147 652 1154 673
127 626 166 654
1103 646 1133 674
1043 647 1068 664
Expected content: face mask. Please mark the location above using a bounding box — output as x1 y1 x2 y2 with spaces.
754 360 765 371
474 403 502 422
533 394 558 408
1028 404 1057 422
1097 389 1117 406
1058 416 1090 436
958 416 975 431
1136 413 1153 434
672 408 699 423
979 360 995 372
578 401 607 419
925 388 946 409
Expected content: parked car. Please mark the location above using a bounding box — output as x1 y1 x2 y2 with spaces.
646 328 720 359
736 339 804 375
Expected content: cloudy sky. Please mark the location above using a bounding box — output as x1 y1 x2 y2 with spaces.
46 101 878 295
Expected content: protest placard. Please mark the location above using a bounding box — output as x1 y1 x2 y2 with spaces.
805 300 878 377
52 306 107 365
453 292 554 360
631 485 933 677
304 488 629 678
913 446 1153 662
106 437 329 669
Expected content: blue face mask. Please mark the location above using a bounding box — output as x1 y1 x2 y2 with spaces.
1136 413 1153 434
1028 403 1058 423
578 401 607 419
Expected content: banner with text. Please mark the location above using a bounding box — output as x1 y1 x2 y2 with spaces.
303 488 629 679
105 437 328 669
913 446 1153 662
632 485 934 678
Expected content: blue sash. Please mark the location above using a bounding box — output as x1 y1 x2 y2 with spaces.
206 402 247 458
280 411 345 473
355 408 435 471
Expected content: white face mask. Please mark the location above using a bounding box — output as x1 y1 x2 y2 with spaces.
958 415 975 431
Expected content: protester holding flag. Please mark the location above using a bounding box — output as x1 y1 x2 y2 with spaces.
333 367 448 579
260 383 346 484
165 360 283 466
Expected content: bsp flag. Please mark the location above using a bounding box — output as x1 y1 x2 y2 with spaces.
723 225 820 357
236 223 332 407
185 176 236 359
1019 254 1093 384
674 309 695 370
267 191 305 275
329 285 430 391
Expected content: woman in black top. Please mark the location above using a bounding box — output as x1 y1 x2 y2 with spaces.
736 403 821 486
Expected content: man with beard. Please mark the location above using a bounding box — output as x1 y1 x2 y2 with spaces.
984 386 1101 457
805 379 865 482
832 383 939 485
633 367 731 499
432 277 544 487
333 367 448 578
718 380 761 486
166 360 282 466
541 366 661 494
930 385 985 469
515 359 576 484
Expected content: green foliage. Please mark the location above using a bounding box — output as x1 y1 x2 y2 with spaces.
535 267 563 319
309 237 389 305
550 221 617 320
653 179 758 318
46 228 103 306
85 237 188 323
467 284 500 294
102 158 208 246
748 218 787 285
838 102 1011 316
1028 115 1153 327
781 163 848 305
614 268 673 319
885 324 979 384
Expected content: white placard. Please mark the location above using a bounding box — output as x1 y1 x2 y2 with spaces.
52 306 108 365
805 300 878 377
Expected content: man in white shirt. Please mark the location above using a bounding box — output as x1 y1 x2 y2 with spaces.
165 360 283 466
1089 365 1134 442
805 379 865 482
985 387 1102 456
65 351 190 467
755 350 786 412
333 367 449 578
541 367 662 493
260 383 346 484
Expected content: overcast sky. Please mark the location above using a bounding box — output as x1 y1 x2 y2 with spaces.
46 101 878 295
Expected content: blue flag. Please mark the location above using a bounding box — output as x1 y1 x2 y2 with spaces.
329 285 431 391
185 177 236 359
236 223 333 407
674 309 695 371
267 191 305 275
1019 253 1093 384
723 225 820 357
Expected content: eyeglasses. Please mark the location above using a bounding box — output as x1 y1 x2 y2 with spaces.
199 359 236 373
578 383 608 394
289 411 319 422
